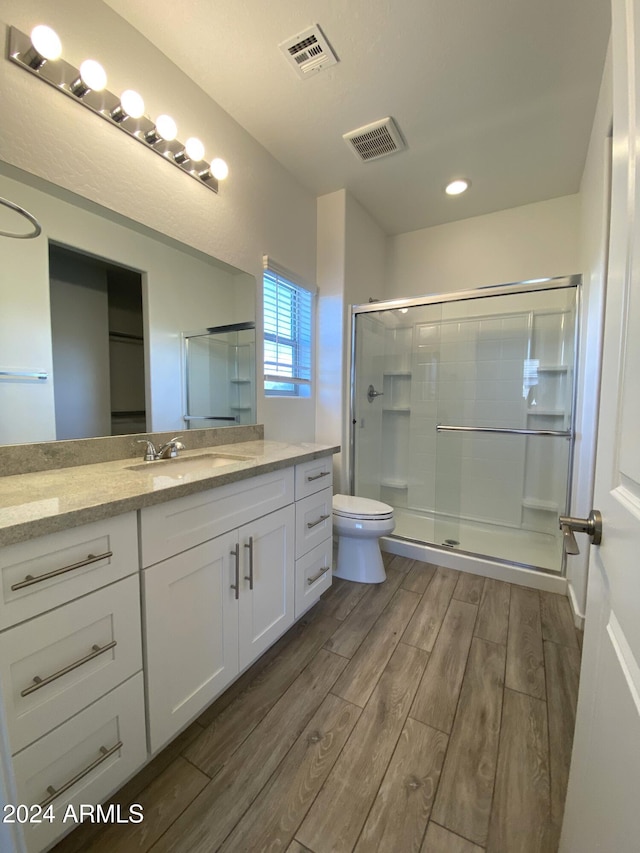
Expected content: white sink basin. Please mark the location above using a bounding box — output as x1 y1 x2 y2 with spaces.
126 452 251 474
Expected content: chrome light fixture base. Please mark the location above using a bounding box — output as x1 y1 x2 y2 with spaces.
7 26 218 194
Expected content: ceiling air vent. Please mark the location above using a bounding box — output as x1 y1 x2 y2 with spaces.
343 117 406 163
279 24 338 78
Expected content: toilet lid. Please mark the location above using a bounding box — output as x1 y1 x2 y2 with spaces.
332 494 394 520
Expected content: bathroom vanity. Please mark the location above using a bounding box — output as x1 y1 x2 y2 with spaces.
0 428 337 852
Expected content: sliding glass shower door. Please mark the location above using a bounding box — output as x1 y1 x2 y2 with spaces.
352 279 578 572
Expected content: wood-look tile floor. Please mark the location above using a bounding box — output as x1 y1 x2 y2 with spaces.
53 555 582 853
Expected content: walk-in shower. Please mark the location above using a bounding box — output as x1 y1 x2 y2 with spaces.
350 276 580 575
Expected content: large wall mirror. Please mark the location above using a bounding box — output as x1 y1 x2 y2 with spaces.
0 161 256 446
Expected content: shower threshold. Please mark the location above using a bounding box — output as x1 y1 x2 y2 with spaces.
391 508 563 573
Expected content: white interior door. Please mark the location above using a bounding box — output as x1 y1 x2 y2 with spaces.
560 1 640 849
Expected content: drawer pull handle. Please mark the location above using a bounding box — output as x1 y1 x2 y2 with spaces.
11 550 113 592
307 471 330 482
244 536 254 590
21 640 118 698
307 565 331 585
230 544 240 600
307 514 331 529
40 741 123 808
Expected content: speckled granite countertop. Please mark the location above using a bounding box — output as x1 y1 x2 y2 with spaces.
0 440 339 547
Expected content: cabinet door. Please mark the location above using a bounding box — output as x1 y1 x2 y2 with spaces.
143 531 239 753
238 505 295 670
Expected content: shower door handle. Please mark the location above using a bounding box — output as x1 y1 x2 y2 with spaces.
559 510 603 555
367 384 384 403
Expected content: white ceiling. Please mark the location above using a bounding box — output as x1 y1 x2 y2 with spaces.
103 0 610 236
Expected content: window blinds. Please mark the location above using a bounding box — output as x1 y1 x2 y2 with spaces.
263 265 313 396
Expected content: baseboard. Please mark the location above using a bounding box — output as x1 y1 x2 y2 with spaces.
567 581 586 629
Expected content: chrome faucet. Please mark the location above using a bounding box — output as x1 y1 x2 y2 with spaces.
157 437 185 459
136 437 185 461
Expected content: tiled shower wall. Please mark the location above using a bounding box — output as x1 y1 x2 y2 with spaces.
409 312 530 526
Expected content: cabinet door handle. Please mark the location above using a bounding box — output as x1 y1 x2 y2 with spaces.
21 640 118 697
307 471 330 482
307 565 331 585
40 741 123 808
11 551 113 591
230 544 240 599
307 514 331 529
244 536 254 590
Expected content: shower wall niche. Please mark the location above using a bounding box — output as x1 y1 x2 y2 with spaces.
352 280 578 572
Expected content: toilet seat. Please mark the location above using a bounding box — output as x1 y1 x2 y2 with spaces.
332 494 394 521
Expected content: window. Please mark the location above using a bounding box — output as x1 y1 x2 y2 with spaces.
263 259 313 397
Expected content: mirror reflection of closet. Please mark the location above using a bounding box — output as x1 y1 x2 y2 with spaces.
49 244 146 439
183 323 256 428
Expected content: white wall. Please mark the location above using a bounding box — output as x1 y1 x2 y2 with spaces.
316 190 387 490
385 194 581 298
0 0 317 442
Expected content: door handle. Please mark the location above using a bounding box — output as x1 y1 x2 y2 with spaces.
559 510 602 555
230 543 240 599
244 536 254 590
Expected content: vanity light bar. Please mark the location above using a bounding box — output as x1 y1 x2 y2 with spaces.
8 26 225 194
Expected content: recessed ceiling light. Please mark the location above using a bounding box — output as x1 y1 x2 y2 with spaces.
445 179 470 195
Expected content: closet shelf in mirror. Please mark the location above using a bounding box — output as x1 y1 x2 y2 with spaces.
109 332 143 342
230 379 252 384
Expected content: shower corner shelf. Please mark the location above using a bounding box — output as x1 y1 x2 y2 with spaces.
383 371 412 377
231 378 252 384
382 406 411 413
527 408 565 416
380 479 408 489
537 365 569 373
522 496 559 512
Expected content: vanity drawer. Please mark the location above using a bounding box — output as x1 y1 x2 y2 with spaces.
13 673 147 853
1 575 142 755
295 487 333 559
140 467 294 567
295 457 333 500
0 513 138 630
295 539 333 618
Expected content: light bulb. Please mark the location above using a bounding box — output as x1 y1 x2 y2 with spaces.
79 59 107 91
30 25 62 62
445 179 470 196
210 158 229 180
120 89 145 119
184 137 205 161
155 114 177 141
71 59 107 97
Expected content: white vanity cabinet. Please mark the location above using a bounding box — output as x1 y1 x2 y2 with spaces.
141 468 296 752
0 513 146 853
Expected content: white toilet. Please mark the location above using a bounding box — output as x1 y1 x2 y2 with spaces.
332 494 395 583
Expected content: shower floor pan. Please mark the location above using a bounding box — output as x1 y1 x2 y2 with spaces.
391 508 563 573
